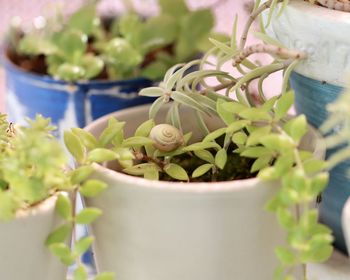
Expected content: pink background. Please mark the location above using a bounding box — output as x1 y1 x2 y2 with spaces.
0 0 262 114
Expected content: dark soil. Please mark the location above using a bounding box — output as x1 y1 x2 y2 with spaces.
159 151 256 182
7 42 174 80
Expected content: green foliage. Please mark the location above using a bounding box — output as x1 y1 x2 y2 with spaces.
0 115 111 279
0 115 71 221
63 1 337 279
14 1 218 82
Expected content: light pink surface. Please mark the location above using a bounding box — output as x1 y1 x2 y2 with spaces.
0 0 277 114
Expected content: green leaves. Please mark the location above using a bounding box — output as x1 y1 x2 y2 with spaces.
18 35 57 56
122 136 154 148
158 0 189 17
260 134 295 151
56 194 72 220
275 91 294 120
46 223 72 245
203 128 227 143
57 29 87 61
64 131 85 163
70 166 94 184
72 128 98 150
215 149 227 170
94 273 115 280
98 120 125 147
49 243 75 265
283 115 307 143
74 236 94 255
0 191 18 221
164 163 189 181
104 38 142 77
80 180 107 197
73 265 88 280
88 148 118 163
176 9 214 60
76 208 102 225
194 150 215 164
183 142 220 152
135 119 155 137
275 247 296 266
67 4 98 35
139 15 178 53
192 164 213 178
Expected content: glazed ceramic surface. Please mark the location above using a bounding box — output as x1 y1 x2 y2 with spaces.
3 53 154 139
0 195 67 280
342 197 350 255
268 0 350 86
269 0 350 253
83 104 323 280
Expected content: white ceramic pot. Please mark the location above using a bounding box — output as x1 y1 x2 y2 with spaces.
267 0 350 86
0 195 67 280
84 104 324 280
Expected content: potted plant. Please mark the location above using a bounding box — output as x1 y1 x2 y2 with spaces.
0 114 71 279
0 113 118 279
265 0 350 252
3 0 220 137
64 1 335 278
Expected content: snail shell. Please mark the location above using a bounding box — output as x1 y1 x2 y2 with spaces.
150 124 184 152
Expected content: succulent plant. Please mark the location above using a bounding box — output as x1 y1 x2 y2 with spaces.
10 0 222 82
63 1 338 279
0 115 70 221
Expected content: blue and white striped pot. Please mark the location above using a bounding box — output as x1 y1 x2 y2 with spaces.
269 0 350 253
3 52 155 139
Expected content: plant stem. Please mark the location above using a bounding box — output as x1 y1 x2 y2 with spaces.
71 189 82 266
233 44 306 66
134 151 166 169
239 0 283 50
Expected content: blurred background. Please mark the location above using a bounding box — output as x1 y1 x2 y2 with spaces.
0 0 257 113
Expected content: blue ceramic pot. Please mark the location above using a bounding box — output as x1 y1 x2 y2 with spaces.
3 53 155 138
291 71 350 253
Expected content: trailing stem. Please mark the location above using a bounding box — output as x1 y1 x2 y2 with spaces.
239 0 283 49
232 44 306 66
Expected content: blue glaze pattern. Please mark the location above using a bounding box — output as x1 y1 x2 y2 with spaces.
3 55 154 138
291 71 350 253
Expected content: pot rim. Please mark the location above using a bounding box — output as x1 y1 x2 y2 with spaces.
287 0 350 18
14 194 58 220
86 104 326 193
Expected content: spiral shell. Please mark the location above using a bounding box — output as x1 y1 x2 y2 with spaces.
149 124 184 152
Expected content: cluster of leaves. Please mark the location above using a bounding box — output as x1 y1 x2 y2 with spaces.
66 92 332 280
46 190 115 280
14 0 220 82
3 0 336 279
0 115 70 221
65 0 334 279
0 114 113 280
45 127 119 279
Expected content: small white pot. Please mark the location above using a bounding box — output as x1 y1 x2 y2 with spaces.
85 105 324 280
268 0 350 86
0 195 67 280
